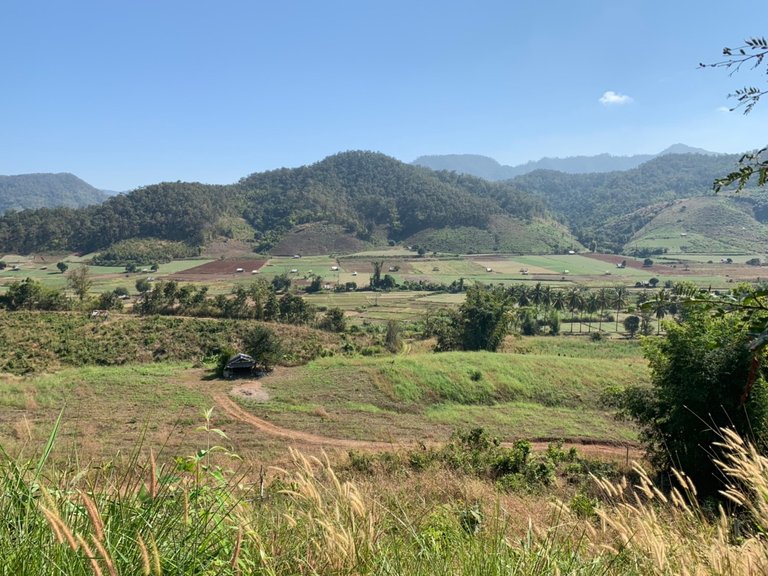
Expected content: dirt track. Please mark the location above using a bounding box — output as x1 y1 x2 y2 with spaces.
213 392 395 450
213 391 641 460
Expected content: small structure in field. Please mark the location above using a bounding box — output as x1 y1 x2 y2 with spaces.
223 353 256 379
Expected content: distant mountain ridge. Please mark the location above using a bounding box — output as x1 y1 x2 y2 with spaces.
0 173 108 214
412 144 720 180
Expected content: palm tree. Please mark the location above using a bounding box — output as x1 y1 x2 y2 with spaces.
584 291 599 332
515 284 531 307
652 288 669 335
551 289 567 314
612 286 629 333
595 287 611 332
530 282 551 310
566 287 584 334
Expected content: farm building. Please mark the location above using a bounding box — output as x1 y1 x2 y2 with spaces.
223 353 256 379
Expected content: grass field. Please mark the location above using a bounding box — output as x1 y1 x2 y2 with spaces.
233 343 645 446
0 335 646 464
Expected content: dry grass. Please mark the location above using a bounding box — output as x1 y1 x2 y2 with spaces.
580 427 768 575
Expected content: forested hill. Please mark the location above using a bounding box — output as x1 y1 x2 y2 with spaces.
0 151 554 255
238 151 545 246
508 153 741 251
0 173 107 214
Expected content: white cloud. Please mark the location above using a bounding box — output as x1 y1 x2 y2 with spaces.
716 106 731 113
599 90 633 106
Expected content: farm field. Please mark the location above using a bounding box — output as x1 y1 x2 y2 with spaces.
2 250 765 314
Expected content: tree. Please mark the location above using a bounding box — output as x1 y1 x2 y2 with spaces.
306 275 323 293
56 261 68 274
278 293 314 325
702 36 768 191
566 287 584 334
584 291 599 333
370 260 384 289
595 287 611 332
271 273 291 292
459 285 513 351
96 291 123 311
650 289 669 335
67 266 92 302
612 286 629 332
135 278 151 294
434 285 512 352
0 278 66 311
244 325 282 372
623 315 640 338
618 311 768 497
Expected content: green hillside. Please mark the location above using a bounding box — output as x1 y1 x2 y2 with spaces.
623 195 768 254
0 152 573 256
510 153 741 250
0 173 107 214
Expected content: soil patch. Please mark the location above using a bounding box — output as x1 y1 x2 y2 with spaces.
229 380 270 402
175 259 268 276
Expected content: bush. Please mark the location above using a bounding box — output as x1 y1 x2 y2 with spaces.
319 307 346 333
618 311 768 497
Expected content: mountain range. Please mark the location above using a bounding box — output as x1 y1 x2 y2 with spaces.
413 144 719 181
0 146 762 258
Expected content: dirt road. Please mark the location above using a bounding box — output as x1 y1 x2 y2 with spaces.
213 391 641 460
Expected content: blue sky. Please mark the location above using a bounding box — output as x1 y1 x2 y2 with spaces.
1 1 766 190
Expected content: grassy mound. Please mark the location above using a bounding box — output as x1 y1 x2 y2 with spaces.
241 341 647 444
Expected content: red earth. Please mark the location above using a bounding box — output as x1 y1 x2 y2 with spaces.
176 259 268 276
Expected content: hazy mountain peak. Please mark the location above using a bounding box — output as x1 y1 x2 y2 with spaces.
657 143 719 156
413 144 722 180
0 172 107 214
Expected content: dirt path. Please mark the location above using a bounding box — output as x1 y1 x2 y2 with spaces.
213 392 396 450
213 391 641 460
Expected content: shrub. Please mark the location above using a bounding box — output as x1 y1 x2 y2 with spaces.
618 310 768 497
468 369 483 382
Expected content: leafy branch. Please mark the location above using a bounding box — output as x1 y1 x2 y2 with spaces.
701 36 768 192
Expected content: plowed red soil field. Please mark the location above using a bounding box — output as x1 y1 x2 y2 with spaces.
176 259 267 276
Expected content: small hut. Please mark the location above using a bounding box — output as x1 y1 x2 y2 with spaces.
223 353 256 379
